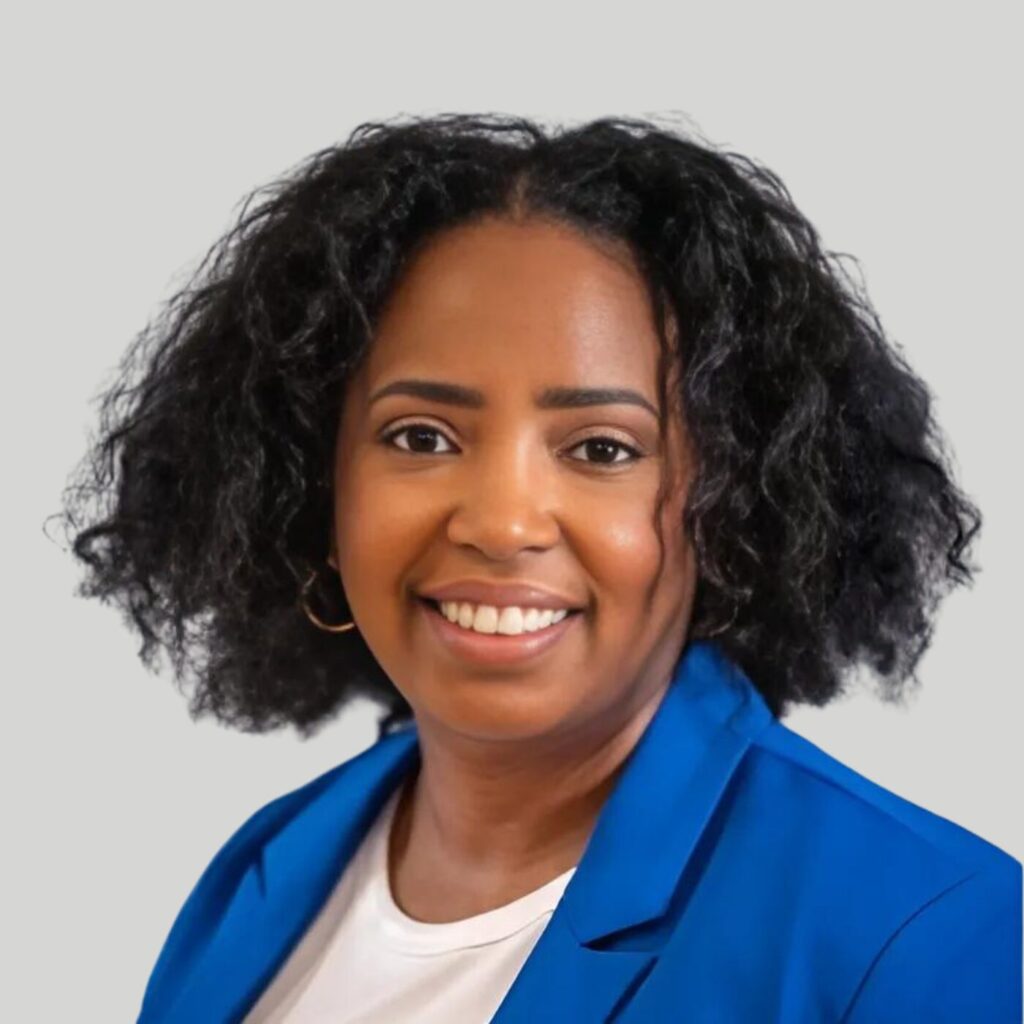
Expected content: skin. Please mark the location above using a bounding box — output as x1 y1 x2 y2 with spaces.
328 214 698 923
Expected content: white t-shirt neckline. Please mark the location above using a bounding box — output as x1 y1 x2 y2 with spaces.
242 778 579 1022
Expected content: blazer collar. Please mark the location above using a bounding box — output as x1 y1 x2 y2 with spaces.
560 639 772 944
161 640 772 1022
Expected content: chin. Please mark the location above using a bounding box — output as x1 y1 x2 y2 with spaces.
414 678 583 744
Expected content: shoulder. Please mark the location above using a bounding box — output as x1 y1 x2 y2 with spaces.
750 717 1019 878
212 723 418 854
166 723 414 893
734 718 1021 1021
138 726 415 1018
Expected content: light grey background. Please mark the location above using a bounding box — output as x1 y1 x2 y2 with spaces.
3 2 1021 1019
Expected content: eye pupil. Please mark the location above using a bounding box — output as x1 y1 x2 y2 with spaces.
585 439 620 463
407 427 439 453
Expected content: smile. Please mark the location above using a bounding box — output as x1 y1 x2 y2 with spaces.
418 597 582 665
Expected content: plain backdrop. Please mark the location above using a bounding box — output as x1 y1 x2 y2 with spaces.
3 1 1021 1019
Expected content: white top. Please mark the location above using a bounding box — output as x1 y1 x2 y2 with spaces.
243 784 577 1023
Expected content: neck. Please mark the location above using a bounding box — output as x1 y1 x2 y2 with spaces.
391 675 672 885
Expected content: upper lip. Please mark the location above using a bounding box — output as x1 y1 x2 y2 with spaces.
417 580 584 610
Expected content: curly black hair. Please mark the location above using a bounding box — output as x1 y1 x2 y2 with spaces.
54 112 981 738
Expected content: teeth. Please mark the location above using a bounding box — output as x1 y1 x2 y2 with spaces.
438 601 571 635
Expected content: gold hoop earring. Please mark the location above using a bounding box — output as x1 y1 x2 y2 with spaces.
301 567 357 633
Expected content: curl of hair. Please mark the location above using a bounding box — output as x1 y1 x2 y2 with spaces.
54 112 981 736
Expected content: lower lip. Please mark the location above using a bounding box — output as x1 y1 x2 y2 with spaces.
418 599 581 666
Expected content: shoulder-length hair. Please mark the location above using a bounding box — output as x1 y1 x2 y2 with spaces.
56 112 980 736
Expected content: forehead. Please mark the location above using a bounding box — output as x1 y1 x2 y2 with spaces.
363 216 663 394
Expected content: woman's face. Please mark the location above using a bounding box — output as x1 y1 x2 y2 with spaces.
331 215 698 744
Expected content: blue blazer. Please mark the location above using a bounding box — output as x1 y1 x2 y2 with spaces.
137 641 1022 1022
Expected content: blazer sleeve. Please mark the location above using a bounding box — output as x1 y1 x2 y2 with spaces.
841 861 1023 1024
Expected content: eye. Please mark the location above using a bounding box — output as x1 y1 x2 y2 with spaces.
565 436 643 466
379 423 643 466
381 422 458 455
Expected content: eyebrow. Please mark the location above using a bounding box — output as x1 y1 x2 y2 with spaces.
369 378 660 420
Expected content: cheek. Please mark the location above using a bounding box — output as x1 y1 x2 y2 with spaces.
592 516 662 586
582 483 693 623
333 466 427 603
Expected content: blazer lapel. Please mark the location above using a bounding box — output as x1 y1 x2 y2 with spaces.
490 640 773 1023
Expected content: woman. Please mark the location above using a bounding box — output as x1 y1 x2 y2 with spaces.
61 113 1020 1022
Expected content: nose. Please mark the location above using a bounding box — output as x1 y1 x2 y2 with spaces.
445 436 561 560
